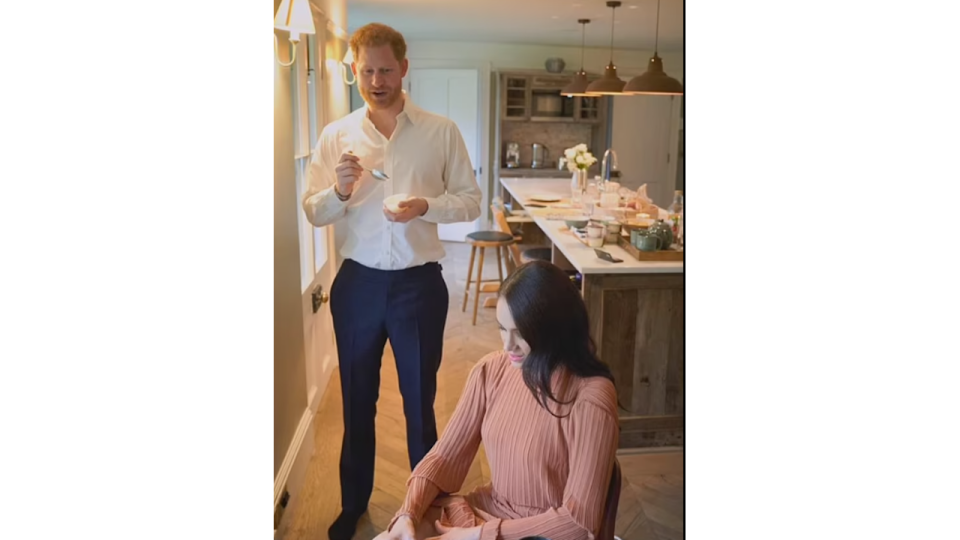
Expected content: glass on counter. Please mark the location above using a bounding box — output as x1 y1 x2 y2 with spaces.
581 191 596 217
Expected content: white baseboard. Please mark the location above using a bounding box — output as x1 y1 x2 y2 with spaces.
307 385 319 415
306 352 336 416
274 406 316 540
311 353 335 413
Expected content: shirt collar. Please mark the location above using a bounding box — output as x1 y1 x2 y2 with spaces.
362 90 421 126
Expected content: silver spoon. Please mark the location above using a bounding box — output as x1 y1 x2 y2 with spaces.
364 167 390 181
346 152 390 181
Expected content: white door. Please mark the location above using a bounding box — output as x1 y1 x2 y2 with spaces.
296 139 337 415
407 68 481 242
299 210 336 413
296 28 339 414
610 94 677 208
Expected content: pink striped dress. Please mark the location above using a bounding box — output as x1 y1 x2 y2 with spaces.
390 350 620 540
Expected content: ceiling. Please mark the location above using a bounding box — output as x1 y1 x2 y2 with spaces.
346 0 683 52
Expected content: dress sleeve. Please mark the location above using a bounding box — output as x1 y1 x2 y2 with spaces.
389 354 494 531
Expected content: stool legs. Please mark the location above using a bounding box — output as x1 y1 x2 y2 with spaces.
473 247 485 325
462 244 477 312
495 247 504 285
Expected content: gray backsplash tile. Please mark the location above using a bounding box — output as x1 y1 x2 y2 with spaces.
501 123 600 173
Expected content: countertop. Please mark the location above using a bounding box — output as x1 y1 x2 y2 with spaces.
499 177 684 275
499 167 576 178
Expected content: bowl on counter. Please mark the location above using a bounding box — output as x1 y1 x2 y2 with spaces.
564 217 589 230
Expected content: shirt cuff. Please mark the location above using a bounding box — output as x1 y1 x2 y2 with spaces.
479 518 501 540
332 185 352 206
395 477 440 527
420 197 442 222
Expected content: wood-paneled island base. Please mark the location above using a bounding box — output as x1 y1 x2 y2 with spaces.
500 177 684 449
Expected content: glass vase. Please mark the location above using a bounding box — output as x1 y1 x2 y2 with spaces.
570 169 588 205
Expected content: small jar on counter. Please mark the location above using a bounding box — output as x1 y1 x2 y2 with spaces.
604 220 621 244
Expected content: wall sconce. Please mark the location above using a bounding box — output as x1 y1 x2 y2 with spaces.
273 0 316 67
341 48 356 85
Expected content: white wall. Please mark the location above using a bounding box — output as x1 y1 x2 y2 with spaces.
610 95 682 208
274 20 308 479
406 40 683 81
310 0 347 30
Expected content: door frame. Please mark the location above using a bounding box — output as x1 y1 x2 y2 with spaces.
403 60 493 230
666 95 683 199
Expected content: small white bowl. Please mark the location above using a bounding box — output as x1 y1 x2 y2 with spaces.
383 193 412 214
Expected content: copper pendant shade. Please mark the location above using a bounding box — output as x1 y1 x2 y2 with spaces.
624 0 683 95
561 19 593 97
585 1 625 96
587 63 626 95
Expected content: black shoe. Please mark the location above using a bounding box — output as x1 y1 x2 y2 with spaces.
328 508 366 540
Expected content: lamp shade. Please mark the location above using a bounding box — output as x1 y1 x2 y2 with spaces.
624 54 683 95
561 71 592 96
585 63 625 95
274 0 316 42
342 47 354 65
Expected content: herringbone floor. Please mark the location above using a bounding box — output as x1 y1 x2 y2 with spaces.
285 242 684 540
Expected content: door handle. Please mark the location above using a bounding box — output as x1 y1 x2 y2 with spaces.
311 285 329 313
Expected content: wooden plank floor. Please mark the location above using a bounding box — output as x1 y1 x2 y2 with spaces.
285 242 684 540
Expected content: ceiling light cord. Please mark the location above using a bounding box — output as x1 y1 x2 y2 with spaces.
654 0 661 54
609 5 616 63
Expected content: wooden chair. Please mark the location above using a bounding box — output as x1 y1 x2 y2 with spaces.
490 203 551 271
596 458 622 540
462 230 515 326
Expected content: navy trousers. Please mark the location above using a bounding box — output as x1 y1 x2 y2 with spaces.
329 258 449 514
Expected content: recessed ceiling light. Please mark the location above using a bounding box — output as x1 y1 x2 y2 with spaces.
629 4 638 8
552 15 559 19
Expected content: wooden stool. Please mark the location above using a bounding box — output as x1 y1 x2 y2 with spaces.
462 230 514 325
491 203 552 271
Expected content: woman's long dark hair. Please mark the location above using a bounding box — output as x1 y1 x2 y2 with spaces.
500 260 615 417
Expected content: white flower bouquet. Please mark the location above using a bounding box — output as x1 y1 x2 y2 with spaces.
563 144 597 172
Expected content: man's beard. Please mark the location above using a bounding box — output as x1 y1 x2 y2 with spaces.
360 85 402 109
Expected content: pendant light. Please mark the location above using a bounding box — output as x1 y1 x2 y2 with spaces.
624 0 683 95
561 19 593 97
585 1 625 95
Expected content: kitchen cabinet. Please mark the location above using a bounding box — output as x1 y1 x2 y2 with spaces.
499 71 605 124
502 75 530 121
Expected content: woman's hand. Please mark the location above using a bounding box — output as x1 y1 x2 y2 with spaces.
372 515 416 540
425 520 481 540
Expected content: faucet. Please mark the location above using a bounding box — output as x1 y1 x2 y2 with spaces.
600 148 619 183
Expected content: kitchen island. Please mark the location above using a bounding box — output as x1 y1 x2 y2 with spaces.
500 177 685 449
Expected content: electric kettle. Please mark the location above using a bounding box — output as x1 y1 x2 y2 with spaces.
531 143 548 168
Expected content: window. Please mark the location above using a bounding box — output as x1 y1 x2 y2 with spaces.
292 29 328 292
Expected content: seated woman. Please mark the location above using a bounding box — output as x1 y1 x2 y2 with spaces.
375 260 619 540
